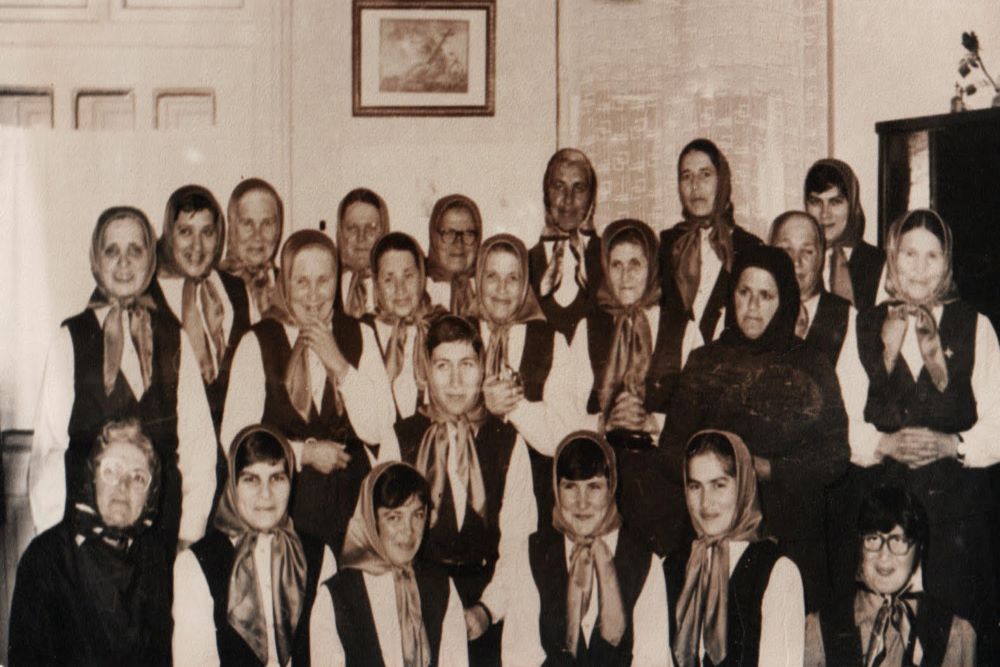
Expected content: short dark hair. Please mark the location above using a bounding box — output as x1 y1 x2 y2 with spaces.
425 314 483 357
857 485 929 560
556 436 610 481
373 464 431 512
174 190 220 224
684 431 737 477
372 231 423 277
804 162 847 197
234 429 288 476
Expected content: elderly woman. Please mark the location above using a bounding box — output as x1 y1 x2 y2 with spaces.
221 229 396 553
806 485 976 666
425 194 481 316
311 461 468 666
662 245 849 610
30 206 215 553
335 188 390 318
502 431 670 666
10 419 171 666
664 430 804 667
173 425 336 666
221 178 284 324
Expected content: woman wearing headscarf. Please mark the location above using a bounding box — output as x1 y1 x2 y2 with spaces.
335 188 390 319
365 231 446 421
804 158 886 309
501 431 670 666
805 485 976 666
29 206 216 554
173 425 336 666
152 184 252 431
664 430 804 667
10 419 172 666
221 178 284 325
659 138 762 357
221 230 397 554
310 461 468 667
425 194 481 317
554 218 683 556
661 245 849 611
841 209 1000 644
527 148 604 341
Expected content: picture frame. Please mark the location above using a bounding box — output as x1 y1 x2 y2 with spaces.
352 0 496 117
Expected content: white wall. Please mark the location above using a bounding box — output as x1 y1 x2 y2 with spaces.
832 0 1000 244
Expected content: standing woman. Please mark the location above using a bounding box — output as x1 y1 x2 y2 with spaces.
661 245 849 610
221 229 397 554
665 430 804 667
849 209 1000 641
30 206 215 553
173 425 336 666
310 461 468 667
425 194 481 317
335 188 390 319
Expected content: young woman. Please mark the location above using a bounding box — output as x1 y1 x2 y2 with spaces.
502 431 670 666
173 425 336 666
30 206 216 553
806 485 976 666
662 245 849 610
425 194 481 316
310 461 468 666
221 229 397 553
335 188 390 318
665 430 804 667
10 419 171 666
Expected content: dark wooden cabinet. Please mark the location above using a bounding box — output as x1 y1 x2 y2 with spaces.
876 107 1000 328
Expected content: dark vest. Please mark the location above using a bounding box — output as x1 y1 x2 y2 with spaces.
326 561 449 667
664 540 782 667
819 589 954 667
253 314 373 554
64 308 183 552
847 241 886 311
528 236 603 342
189 529 325 667
396 412 518 605
806 291 851 366
529 528 653 666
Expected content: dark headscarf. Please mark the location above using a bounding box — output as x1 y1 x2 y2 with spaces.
543 148 598 236
804 158 866 248
718 244 801 355
426 194 482 316
221 178 284 315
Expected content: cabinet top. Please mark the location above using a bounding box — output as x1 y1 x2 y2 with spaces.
875 105 1000 135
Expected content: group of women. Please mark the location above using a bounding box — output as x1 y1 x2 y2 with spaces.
9 139 999 666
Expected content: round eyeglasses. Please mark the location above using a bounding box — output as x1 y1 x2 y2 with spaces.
99 457 152 491
438 228 479 246
862 532 914 556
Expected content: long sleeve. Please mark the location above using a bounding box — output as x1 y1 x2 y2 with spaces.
219 331 267 456
508 331 574 456
29 327 75 533
631 553 673 666
957 314 1000 467
757 556 805 667
339 325 396 446
499 541 545 667
836 308 885 466
309 586 346 667
7 536 60 666
439 580 471 667
172 548 221 667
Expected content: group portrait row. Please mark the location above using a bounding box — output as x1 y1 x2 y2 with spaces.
8 138 999 666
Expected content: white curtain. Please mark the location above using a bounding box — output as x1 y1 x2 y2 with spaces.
558 0 828 239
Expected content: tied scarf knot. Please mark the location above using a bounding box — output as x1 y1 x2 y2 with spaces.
863 587 920 667
449 274 475 317
881 303 949 392
828 245 856 305
96 297 156 398
675 539 729 667
564 536 627 657
415 405 487 528
539 232 587 297
222 258 276 316
394 566 431 667
182 277 228 384
597 306 653 416
345 269 370 319
672 218 734 315
284 326 345 422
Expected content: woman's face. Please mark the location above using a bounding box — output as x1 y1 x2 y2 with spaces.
433 207 478 275
679 150 718 218
340 201 383 272
170 208 219 278
480 248 524 322
95 440 152 529
235 459 291 532
232 190 280 269
772 216 823 301
376 493 427 566
607 240 649 306
805 186 850 245
558 474 611 537
377 248 421 319
685 452 738 539
288 245 337 324
428 339 483 417
97 217 152 299
734 267 780 340
860 524 918 595
895 227 947 304
546 161 593 233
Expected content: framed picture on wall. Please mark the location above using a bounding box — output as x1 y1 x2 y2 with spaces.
352 0 496 116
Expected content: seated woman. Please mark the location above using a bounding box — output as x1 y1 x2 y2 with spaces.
173 425 336 666
662 245 849 609
221 229 397 553
311 461 468 666
806 485 975 666
10 419 171 666
665 430 804 667
502 431 670 666
425 194 481 316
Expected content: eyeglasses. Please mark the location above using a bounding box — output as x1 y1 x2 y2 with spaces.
862 532 915 556
99 457 152 491
438 228 479 246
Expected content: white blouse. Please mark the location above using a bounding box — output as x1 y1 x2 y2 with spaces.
373 319 420 419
